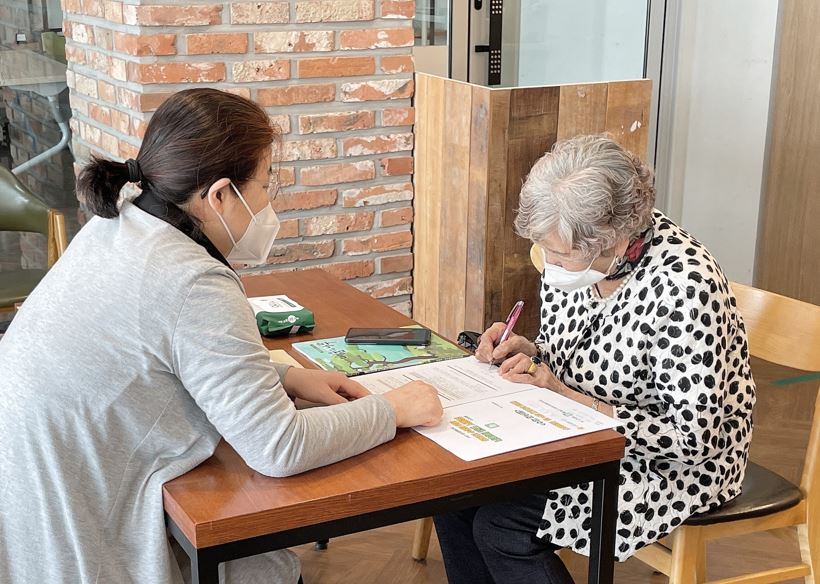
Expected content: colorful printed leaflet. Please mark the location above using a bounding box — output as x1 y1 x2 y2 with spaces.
291 330 464 376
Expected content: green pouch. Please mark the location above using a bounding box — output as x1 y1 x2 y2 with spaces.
256 308 316 337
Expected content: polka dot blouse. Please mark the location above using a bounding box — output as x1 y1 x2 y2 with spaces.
533 210 756 560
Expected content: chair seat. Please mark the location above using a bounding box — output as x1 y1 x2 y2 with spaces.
684 462 803 526
0 268 46 308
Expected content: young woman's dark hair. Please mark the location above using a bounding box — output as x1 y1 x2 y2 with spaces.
77 88 278 219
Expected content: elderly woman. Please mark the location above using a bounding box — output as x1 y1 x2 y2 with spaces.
433 135 756 583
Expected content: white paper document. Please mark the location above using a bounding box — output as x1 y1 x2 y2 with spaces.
356 357 619 461
248 295 303 315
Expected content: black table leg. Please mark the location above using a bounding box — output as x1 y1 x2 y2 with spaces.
587 461 620 584
167 517 221 584
190 553 219 584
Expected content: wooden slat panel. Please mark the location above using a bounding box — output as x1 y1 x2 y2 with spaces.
502 86 560 341
464 84 492 333
756 1 820 305
412 73 444 329
437 79 472 339
411 72 430 325
413 76 653 343
557 82 609 141
482 88 511 330
424 76 446 330
603 79 652 158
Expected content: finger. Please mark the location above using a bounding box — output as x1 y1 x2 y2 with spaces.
492 339 516 361
336 377 371 400
499 353 529 375
322 390 349 405
475 338 494 362
420 412 444 427
501 372 534 385
481 322 506 344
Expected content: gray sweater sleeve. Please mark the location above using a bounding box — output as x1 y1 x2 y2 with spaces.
171 270 397 477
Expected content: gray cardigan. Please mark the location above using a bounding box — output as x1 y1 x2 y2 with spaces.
0 201 396 583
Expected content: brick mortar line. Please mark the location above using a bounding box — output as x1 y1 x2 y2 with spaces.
66 39 413 61
259 100 413 115
71 116 141 146
69 120 414 172
68 82 413 109
70 132 413 186
67 69 414 109
274 197 413 216
65 14 411 35
68 80 414 123
244 258 412 280
278 217 413 235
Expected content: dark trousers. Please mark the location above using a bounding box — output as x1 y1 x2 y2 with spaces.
433 494 574 584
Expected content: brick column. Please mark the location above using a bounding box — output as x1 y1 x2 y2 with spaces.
63 0 416 314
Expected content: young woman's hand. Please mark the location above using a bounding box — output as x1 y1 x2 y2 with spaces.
383 381 443 427
282 368 371 406
475 322 537 364
499 353 614 417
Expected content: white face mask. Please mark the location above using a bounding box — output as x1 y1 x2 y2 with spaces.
211 182 280 266
541 255 617 293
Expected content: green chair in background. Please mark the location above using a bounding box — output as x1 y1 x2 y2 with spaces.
0 165 67 313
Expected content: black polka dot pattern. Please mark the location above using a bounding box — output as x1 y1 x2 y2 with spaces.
534 211 756 561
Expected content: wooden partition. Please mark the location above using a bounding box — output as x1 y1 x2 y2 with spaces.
756 1 820 305
412 74 652 341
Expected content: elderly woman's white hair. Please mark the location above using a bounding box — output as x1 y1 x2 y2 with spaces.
514 135 656 260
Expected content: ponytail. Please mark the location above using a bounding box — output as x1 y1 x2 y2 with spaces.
78 88 277 221
76 156 132 218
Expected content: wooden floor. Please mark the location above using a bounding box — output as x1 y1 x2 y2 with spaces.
297 357 816 583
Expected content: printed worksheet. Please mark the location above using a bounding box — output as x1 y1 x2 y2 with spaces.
356 356 620 461
356 356 530 407
415 388 619 461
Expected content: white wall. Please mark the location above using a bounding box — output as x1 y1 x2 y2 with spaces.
662 0 780 284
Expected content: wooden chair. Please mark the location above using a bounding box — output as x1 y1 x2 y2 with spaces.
633 282 820 583
0 165 67 313
412 275 820 583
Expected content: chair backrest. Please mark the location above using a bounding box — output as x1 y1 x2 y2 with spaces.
0 165 67 267
530 244 545 274
0 165 50 235
730 282 820 499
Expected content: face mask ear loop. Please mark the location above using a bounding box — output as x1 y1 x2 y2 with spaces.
230 182 259 224
208 192 240 246
605 255 619 277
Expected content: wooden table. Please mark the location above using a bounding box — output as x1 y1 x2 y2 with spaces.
164 269 625 584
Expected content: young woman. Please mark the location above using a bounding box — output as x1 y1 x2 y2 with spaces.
0 88 442 584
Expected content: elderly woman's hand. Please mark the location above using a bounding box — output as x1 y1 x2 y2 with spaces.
475 322 537 364
498 353 615 417
498 353 558 388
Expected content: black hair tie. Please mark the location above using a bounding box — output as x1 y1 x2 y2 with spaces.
125 158 142 184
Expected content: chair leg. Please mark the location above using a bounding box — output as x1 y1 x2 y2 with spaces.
696 541 706 583
557 547 572 563
411 517 434 561
799 523 815 584
669 526 703 584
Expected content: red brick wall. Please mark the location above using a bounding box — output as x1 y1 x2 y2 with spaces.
63 0 416 314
